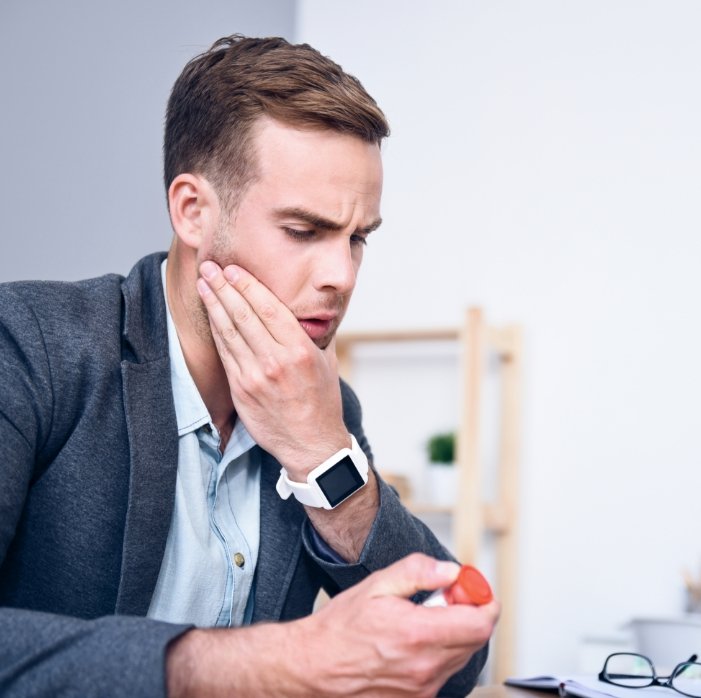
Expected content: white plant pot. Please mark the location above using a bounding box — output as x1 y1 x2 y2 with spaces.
425 463 457 507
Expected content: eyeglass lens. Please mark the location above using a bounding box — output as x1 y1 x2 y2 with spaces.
604 653 656 687
603 654 701 698
673 663 701 698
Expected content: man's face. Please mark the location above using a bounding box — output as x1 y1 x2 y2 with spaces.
204 117 383 349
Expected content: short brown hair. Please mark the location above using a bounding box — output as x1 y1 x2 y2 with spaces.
163 35 390 210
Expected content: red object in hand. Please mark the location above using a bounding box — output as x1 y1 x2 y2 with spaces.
423 565 493 607
444 565 493 605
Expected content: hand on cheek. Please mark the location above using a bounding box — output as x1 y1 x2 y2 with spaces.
197 260 350 476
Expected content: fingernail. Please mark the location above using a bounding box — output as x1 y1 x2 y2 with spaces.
223 266 239 283
196 278 211 296
201 260 217 280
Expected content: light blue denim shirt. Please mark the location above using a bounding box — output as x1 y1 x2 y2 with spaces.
147 260 261 627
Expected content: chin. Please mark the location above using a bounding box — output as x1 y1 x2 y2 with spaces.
314 327 340 350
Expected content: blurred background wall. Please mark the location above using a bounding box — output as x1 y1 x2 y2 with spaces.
2 0 700 678
0 0 296 280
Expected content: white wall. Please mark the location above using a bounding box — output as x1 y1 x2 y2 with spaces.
0 0 295 281
297 0 701 675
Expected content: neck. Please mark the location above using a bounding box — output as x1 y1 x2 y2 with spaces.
166 244 237 439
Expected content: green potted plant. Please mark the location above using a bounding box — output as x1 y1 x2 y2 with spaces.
426 431 457 506
427 432 455 464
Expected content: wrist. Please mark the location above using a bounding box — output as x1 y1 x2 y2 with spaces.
276 434 369 510
281 432 352 481
166 623 314 698
166 628 207 698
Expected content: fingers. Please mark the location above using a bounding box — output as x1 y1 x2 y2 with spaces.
358 554 499 650
364 552 461 599
196 270 252 370
222 264 296 348
423 599 501 649
198 260 302 354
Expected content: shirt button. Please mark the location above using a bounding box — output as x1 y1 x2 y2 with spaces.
233 552 245 568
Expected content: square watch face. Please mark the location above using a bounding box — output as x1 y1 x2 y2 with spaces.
315 455 365 507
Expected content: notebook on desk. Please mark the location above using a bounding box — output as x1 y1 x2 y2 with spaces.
504 674 666 698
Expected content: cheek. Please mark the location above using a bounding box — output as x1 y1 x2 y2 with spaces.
242 246 290 289
207 225 237 268
209 229 269 280
351 247 364 277
243 251 306 308
211 228 314 307
263 271 307 308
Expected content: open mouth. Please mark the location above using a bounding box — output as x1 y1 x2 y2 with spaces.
297 317 334 341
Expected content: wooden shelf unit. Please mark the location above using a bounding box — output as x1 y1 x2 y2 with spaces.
336 307 523 682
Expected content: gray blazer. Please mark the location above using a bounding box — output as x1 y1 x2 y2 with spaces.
0 252 486 696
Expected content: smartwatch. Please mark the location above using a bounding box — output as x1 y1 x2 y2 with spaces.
276 434 369 509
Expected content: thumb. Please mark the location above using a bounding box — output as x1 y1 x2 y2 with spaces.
367 553 461 599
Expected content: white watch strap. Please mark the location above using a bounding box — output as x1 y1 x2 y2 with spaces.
279 472 327 508
275 435 369 509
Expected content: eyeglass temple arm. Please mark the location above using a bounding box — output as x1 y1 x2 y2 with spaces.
675 655 699 679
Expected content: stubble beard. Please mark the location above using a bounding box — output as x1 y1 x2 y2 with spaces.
192 219 234 346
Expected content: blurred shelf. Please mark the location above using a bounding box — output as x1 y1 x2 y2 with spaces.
337 307 523 682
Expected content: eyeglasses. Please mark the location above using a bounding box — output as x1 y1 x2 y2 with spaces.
599 653 701 698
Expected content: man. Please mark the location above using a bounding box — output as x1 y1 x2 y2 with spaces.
0 35 499 696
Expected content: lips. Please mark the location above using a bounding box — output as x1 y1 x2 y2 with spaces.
297 313 339 343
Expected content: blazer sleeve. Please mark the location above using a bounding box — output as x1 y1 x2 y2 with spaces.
0 287 191 697
301 380 489 696
0 609 191 697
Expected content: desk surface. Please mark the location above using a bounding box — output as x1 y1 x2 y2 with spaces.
472 685 549 698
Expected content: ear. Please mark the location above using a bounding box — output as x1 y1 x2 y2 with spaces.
168 174 220 250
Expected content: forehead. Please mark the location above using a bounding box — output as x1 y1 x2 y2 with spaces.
245 117 383 223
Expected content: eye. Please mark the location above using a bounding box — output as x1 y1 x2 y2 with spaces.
350 234 368 247
283 227 316 241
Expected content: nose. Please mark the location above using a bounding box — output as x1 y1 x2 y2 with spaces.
313 237 358 296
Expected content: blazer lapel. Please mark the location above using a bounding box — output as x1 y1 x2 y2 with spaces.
116 358 179 615
115 253 179 615
252 451 306 622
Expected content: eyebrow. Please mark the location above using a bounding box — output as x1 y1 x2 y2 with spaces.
273 206 383 235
